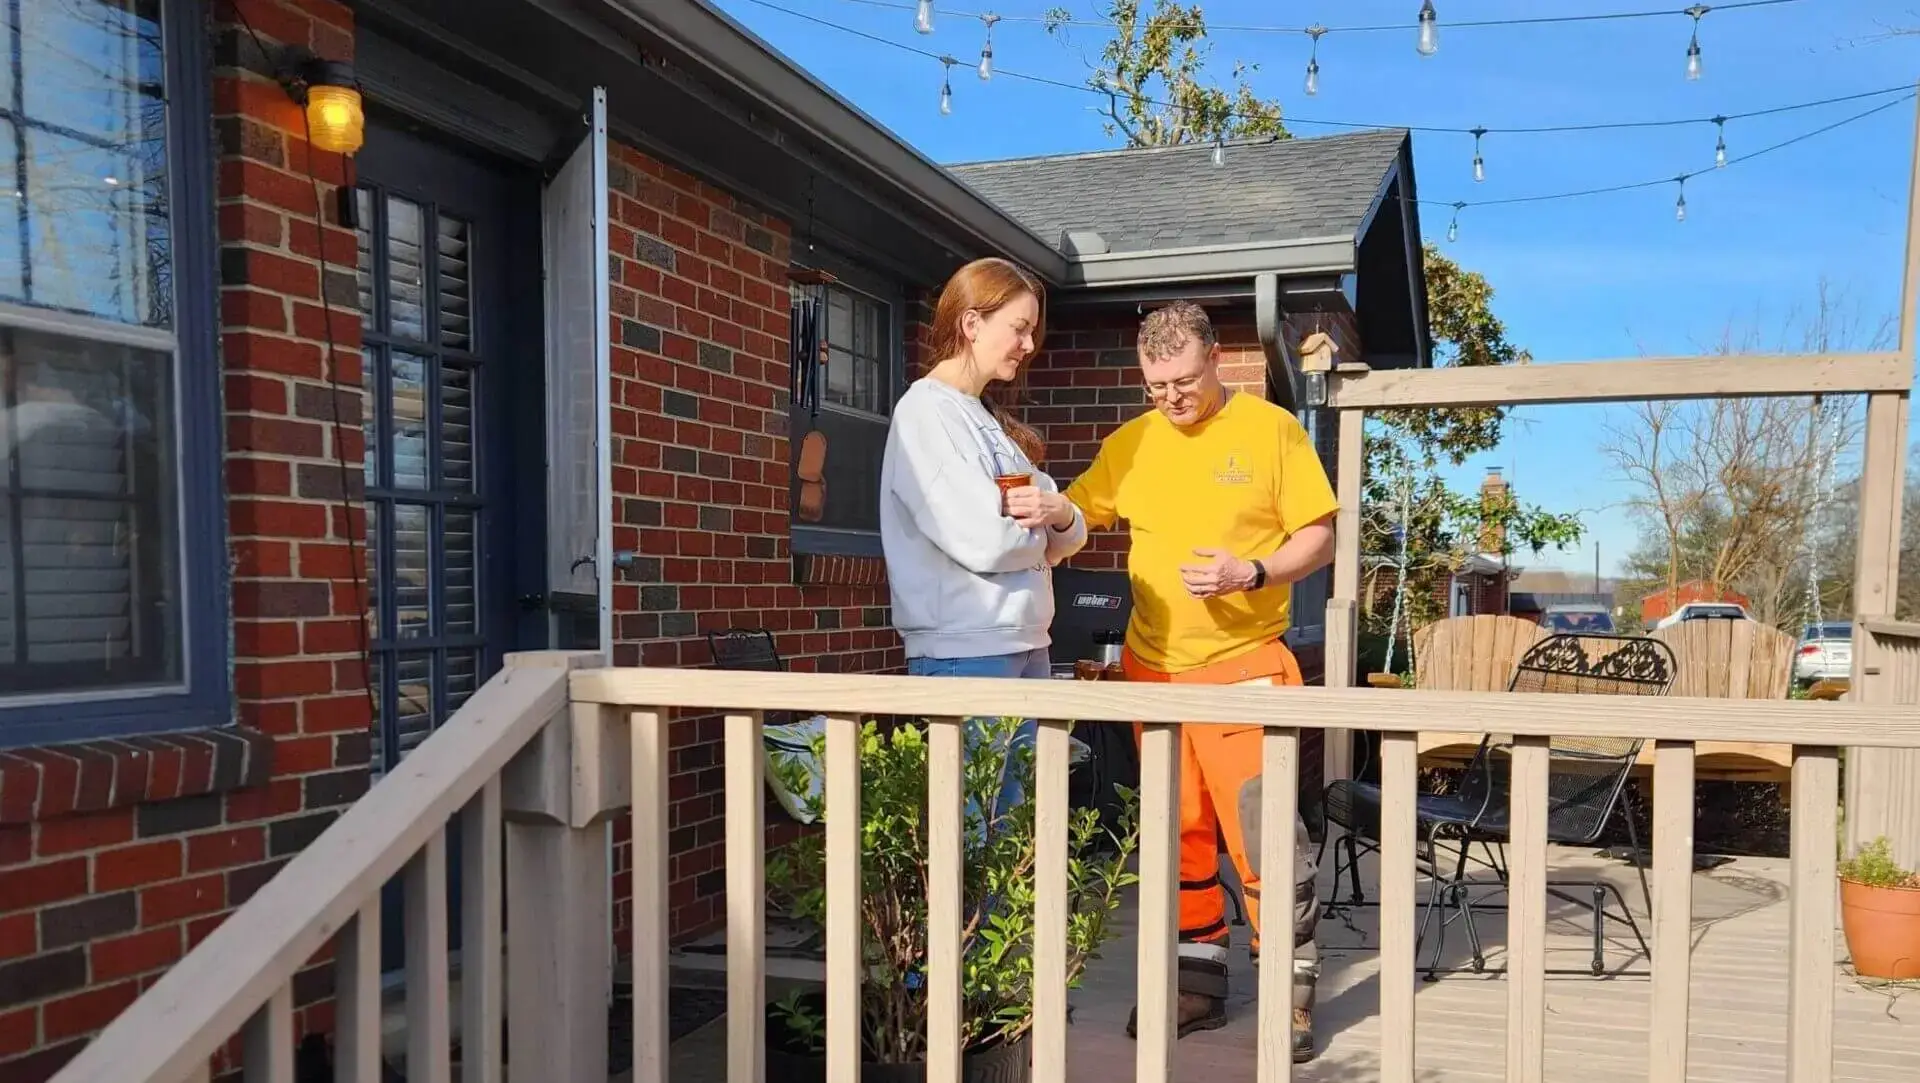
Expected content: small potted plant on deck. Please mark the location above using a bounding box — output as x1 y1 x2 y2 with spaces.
764 717 1140 1083
1838 836 1920 980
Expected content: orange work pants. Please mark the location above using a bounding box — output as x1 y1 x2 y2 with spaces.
1123 640 1318 984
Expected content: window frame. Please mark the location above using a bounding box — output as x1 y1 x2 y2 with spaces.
789 251 904 556
0 0 228 748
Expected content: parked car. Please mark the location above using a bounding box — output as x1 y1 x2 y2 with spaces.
1652 602 1752 631
1540 604 1615 634
1795 621 1854 684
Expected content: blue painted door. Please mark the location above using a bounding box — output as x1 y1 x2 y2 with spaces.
355 118 546 973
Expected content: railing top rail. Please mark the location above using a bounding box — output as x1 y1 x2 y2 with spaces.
570 668 1920 748
52 664 573 1083
1323 351 1910 410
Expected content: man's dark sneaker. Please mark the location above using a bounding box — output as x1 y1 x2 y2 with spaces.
1124 991 1229 1040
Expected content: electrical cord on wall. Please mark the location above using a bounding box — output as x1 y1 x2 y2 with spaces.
230 7 379 732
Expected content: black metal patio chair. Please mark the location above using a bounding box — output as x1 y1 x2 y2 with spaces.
1318 633 1676 978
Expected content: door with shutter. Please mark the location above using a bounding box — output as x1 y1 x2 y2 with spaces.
355 119 545 971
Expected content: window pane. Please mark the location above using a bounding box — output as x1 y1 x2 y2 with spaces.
392 502 429 640
360 346 379 483
444 508 475 638
826 289 852 351
387 197 425 340
437 214 471 349
440 362 472 490
0 0 170 327
825 346 854 406
0 326 179 695
355 188 375 329
390 352 427 489
393 653 434 759
447 650 478 714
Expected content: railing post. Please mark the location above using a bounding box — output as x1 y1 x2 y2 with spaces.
501 651 620 1083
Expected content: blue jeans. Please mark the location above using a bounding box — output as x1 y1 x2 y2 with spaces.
907 647 1048 827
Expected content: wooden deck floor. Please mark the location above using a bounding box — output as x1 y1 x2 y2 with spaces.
650 845 1920 1082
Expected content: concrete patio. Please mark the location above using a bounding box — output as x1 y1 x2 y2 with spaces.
647 844 1920 1082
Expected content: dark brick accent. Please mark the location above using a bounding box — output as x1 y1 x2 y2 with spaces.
136 794 225 839
620 320 661 352
663 391 699 419
268 812 339 858
0 728 273 827
40 892 137 950
301 768 368 809
0 948 86 1009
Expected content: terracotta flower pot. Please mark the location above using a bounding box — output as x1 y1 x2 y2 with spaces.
1839 876 1920 980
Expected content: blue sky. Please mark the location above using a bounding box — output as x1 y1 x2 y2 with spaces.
712 0 1920 576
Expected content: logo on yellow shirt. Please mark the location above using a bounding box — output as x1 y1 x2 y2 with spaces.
1213 451 1253 486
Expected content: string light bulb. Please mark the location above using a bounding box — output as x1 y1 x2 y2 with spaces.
1446 201 1464 243
914 0 934 35
1684 4 1707 81
938 56 955 115
1470 126 1487 183
1211 137 1226 167
978 14 999 81
1674 175 1689 221
1712 115 1727 168
1304 25 1326 96
1417 1 1439 57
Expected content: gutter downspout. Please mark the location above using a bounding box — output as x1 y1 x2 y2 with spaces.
1256 273 1303 413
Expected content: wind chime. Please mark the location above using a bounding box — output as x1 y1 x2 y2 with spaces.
788 178 835 524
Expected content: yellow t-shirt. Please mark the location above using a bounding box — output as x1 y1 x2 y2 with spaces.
1064 392 1337 674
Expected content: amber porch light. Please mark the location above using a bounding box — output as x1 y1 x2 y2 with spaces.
302 60 364 156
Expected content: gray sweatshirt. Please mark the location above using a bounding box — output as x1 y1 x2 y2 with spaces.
879 378 1087 660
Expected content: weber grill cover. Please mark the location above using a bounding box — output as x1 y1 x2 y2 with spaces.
1050 567 1140 850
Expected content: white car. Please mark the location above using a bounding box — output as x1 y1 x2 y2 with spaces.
1651 602 1751 631
1794 621 1853 685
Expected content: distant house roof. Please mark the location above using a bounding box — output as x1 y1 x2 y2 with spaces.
947 129 1410 257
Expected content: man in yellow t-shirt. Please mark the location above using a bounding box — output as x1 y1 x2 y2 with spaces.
1065 301 1336 1063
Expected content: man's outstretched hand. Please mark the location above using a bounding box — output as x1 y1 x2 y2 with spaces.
1180 548 1259 598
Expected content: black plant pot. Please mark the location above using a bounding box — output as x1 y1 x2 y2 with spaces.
766 995 1031 1083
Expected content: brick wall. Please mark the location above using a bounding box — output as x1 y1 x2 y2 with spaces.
0 2 367 1078
602 143 914 942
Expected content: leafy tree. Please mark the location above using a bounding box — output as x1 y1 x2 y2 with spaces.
1048 1 1584 646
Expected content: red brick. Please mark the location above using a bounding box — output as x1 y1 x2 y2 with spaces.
234 620 301 658
286 217 360 265
234 660 334 698
34 809 133 857
217 159 316 215
296 543 359 580
184 912 228 950
187 827 266 873
220 286 288 331
140 874 225 926
300 695 371 735
271 736 336 775
220 202 286 246
222 331 323 379
225 776 302 824
290 301 361 345
229 500 330 541
226 457 293 497
228 247 319 296
0 827 29 867
300 619 363 654
230 539 294 578
224 371 289 414
94 841 183 892
0 857 87 913
227 414 324 457
0 1006 34 1057
0 912 34 960
90 925 182 982
42 981 139 1042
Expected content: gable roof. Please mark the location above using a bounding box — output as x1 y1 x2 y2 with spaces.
946 129 1410 256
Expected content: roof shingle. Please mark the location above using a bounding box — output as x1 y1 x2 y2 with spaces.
946 129 1409 255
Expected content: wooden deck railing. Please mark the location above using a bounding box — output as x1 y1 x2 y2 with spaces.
44 650 1920 1083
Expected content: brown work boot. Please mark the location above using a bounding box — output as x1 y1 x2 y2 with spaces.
1126 957 1231 1040
1293 1005 1315 1062
1125 991 1228 1040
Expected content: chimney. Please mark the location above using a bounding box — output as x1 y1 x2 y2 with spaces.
1478 467 1510 554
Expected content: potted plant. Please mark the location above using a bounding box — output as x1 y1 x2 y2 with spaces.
764 717 1140 1083
1838 836 1920 980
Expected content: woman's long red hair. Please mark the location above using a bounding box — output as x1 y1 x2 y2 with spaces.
928 257 1049 466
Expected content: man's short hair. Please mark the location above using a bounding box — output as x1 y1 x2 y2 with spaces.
1137 300 1217 362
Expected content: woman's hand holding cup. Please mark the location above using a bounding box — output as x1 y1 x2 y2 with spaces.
1003 485 1075 531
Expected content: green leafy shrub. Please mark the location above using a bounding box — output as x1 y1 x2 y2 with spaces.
1840 836 1920 889
765 717 1140 1063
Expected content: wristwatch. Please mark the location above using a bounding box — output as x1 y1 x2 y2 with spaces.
1248 560 1268 591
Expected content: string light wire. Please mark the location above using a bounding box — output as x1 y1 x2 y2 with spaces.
731 0 1910 219
824 0 1803 37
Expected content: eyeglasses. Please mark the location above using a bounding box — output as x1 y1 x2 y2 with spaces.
1145 375 1204 399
